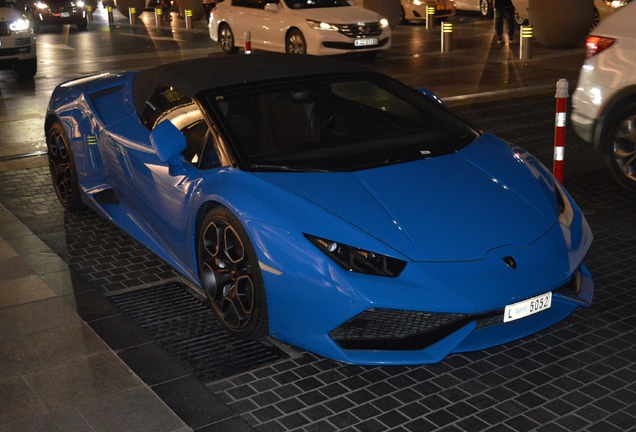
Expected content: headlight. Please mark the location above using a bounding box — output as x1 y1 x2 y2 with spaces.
77 0 85 7
603 0 628 8
35 2 48 9
413 0 423 5
305 234 407 277
307 19 339 31
9 19 30 31
380 18 389 28
555 182 574 228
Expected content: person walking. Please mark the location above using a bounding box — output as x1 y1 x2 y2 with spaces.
495 0 516 44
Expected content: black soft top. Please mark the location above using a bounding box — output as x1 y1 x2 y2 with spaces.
132 53 372 113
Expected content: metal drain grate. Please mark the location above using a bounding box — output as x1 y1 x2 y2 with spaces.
109 282 289 383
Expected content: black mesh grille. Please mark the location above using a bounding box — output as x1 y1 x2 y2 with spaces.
336 22 383 38
330 307 503 351
49 4 80 13
0 46 32 56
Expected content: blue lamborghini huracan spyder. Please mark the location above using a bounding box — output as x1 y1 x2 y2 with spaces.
45 53 594 365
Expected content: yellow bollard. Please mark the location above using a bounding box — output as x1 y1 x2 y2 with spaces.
519 25 533 60
441 22 452 53
426 5 435 30
129 7 137 25
155 7 163 27
185 9 193 30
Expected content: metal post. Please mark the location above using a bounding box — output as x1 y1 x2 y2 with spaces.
441 22 452 53
155 7 163 27
426 5 435 30
519 25 533 60
553 79 569 183
107 5 114 24
185 9 193 30
129 7 137 25
244 30 252 54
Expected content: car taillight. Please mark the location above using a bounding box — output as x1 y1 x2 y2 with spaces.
586 36 615 59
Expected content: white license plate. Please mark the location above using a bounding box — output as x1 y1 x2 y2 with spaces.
355 38 378 47
61 12 70 17
504 292 552 323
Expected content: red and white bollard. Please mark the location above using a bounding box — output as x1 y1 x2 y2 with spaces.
244 31 252 54
553 78 568 183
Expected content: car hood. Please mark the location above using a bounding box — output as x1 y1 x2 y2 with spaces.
0 6 25 20
255 134 558 262
288 5 385 23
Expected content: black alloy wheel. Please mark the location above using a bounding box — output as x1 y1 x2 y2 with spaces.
46 122 84 211
604 101 636 191
219 24 238 54
198 207 268 339
286 29 307 54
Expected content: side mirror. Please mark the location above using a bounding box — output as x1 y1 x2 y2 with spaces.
417 87 447 107
264 3 279 12
150 120 187 165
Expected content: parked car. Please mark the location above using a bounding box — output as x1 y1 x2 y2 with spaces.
571 1 636 190
208 0 391 56
0 0 37 78
454 0 492 18
32 0 88 32
400 0 457 23
45 53 593 365
512 0 631 29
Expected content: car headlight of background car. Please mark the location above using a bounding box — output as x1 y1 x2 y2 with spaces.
306 18 389 32
305 234 407 277
9 18 31 32
307 19 340 31
603 0 629 8
36 0 85 8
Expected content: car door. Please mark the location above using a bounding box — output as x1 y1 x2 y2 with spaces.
103 85 217 277
245 0 286 52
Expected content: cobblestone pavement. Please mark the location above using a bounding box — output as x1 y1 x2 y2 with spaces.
1 91 636 431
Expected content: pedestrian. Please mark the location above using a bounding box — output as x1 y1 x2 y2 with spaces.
494 0 515 44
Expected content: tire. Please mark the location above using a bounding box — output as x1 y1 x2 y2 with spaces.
77 18 88 30
218 24 238 55
198 207 268 339
603 101 636 191
590 8 600 30
514 12 526 26
286 28 306 54
15 58 37 79
46 122 85 211
480 0 493 18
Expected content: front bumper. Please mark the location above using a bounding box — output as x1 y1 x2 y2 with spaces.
34 8 87 25
0 34 36 69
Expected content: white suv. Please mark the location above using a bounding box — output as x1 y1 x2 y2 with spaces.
571 1 636 189
209 0 391 56
0 0 36 79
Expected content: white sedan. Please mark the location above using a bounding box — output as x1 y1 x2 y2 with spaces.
208 0 391 56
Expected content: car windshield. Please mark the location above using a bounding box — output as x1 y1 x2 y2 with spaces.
283 0 351 9
203 74 479 172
